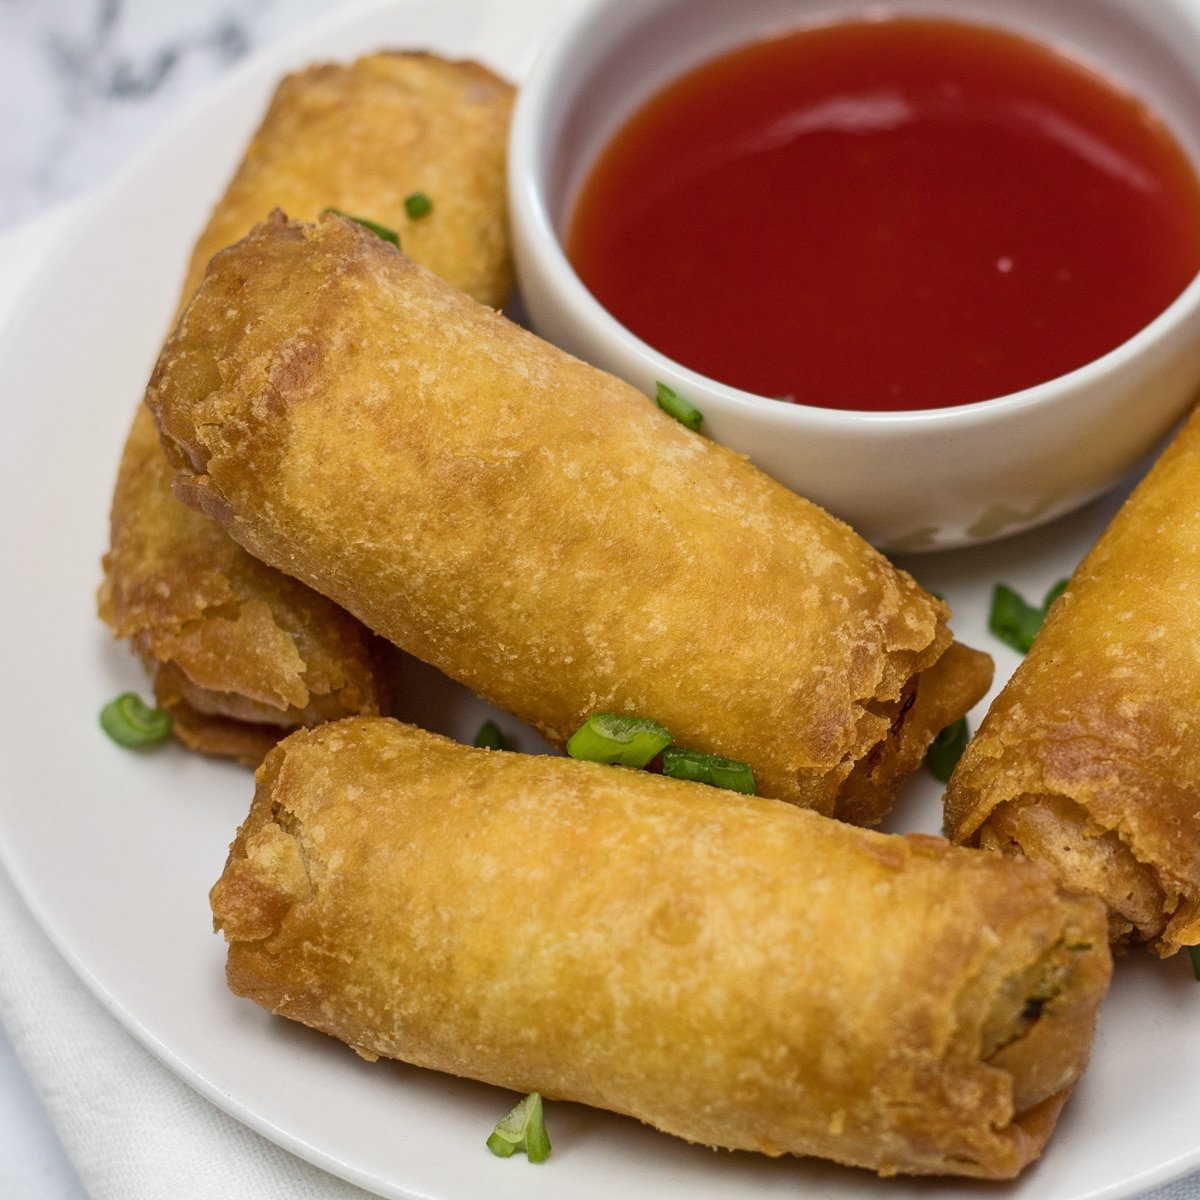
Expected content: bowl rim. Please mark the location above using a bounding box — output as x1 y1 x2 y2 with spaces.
509 0 1200 431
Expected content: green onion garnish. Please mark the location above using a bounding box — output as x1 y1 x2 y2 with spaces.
1189 946 1200 981
925 717 969 783
988 578 1068 654
99 693 173 748
473 719 509 751
404 191 433 219
662 745 755 793
566 713 671 767
486 1092 551 1162
322 207 400 247
989 585 1043 654
655 382 703 432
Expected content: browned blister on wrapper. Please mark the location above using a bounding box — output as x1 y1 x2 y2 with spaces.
148 213 991 820
946 408 1200 955
211 718 1110 1179
99 53 515 761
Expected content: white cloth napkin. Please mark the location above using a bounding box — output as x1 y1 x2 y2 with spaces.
0 206 1196 1200
0 867 370 1200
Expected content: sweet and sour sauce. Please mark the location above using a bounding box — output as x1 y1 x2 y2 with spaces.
566 18 1200 411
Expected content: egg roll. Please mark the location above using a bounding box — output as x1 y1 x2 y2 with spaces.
98 405 387 763
99 53 515 761
211 717 1110 1179
945 410 1200 955
147 213 991 820
178 53 514 312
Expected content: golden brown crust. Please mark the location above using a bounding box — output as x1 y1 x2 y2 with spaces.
211 718 1110 1178
149 213 991 820
100 52 516 760
179 52 514 310
945 407 1200 954
100 404 386 761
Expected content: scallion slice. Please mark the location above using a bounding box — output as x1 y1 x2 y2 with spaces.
925 717 969 783
662 745 755 793
404 191 433 219
988 578 1068 654
989 585 1042 653
322 207 400 247
655 382 703 432
566 713 671 767
99 693 173 748
473 719 509 751
486 1092 551 1162
1189 945 1200 982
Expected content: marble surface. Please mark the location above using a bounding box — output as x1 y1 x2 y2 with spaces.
0 0 349 231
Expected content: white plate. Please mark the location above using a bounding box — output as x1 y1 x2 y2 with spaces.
0 1 1197 1197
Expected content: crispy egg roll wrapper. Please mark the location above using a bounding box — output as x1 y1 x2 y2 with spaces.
148 214 991 820
945 410 1200 955
178 53 514 312
211 718 1110 1179
99 53 515 761
99 405 388 763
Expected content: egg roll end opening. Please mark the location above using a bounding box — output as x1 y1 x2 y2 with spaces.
838 640 993 825
972 793 1200 955
979 900 1111 1120
211 745 313 940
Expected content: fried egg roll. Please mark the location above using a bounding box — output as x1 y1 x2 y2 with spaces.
148 213 991 820
99 53 515 761
98 405 388 763
179 53 514 311
211 718 1110 1179
945 410 1200 955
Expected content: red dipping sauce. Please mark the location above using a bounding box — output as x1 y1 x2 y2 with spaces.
566 18 1200 411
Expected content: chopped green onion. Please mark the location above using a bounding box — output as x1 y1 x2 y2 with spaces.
473 719 509 751
566 713 671 768
989 585 1043 654
662 745 755 793
988 578 1068 654
655 382 703 432
322 207 400 247
926 717 969 783
99 693 173 748
486 1092 551 1162
404 191 433 219
1189 946 1200 982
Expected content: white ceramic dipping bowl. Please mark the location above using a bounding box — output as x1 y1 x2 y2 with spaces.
510 0 1200 551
